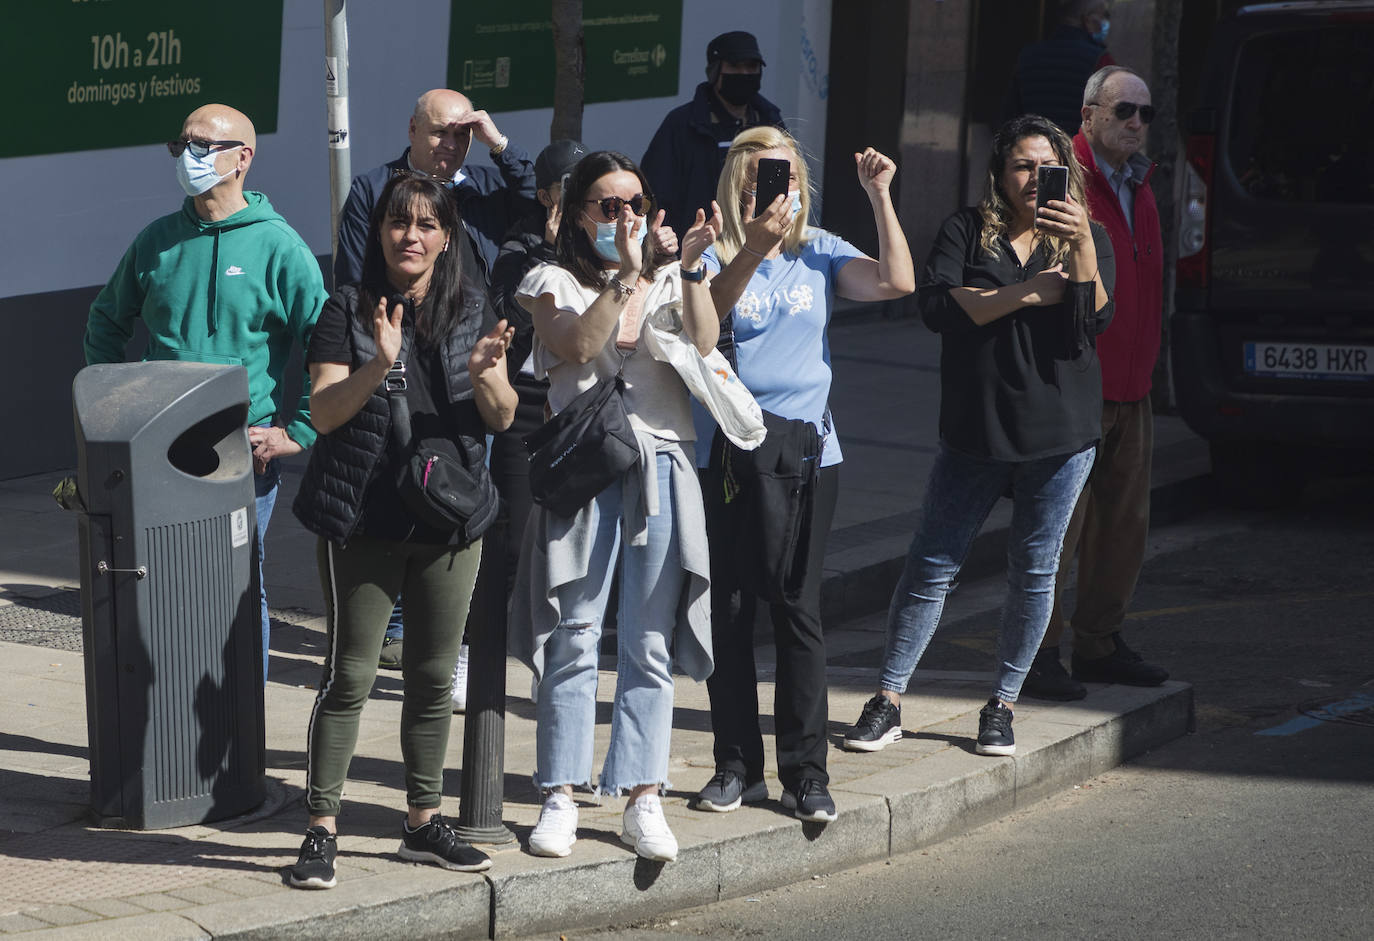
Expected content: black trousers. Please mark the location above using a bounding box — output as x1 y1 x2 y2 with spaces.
489 378 547 589
703 461 839 790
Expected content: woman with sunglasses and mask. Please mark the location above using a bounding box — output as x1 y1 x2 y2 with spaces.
690 126 914 824
510 151 721 862
841 113 1113 759
288 174 517 889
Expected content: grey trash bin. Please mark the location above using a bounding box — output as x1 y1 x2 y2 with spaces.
73 362 266 829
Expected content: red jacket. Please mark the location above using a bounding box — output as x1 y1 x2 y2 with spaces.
1072 131 1163 402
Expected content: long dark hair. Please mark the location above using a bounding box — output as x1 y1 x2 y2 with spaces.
358 174 468 345
977 114 1088 267
554 150 662 289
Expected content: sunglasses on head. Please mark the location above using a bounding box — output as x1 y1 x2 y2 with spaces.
1096 101 1156 123
167 138 244 159
584 194 652 221
389 166 454 185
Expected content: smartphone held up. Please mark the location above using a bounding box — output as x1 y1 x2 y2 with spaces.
1035 165 1068 221
753 157 789 218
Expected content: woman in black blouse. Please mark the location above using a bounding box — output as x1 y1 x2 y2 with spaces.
843 114 1114 758
288 174 516 888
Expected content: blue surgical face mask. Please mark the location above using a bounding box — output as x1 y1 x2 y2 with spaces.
788 190 804 217
592 218 648 263
176 146 241 196
1092 19 1110 44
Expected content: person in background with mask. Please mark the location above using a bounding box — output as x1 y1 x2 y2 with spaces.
642 30 786 243
84 103 326 686
1004 1 1115 136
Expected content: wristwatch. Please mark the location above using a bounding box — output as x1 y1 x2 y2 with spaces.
680 263 707 283
489 134 509 156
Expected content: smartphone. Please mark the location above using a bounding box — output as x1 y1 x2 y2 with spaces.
754 157 790 217
1035 165 1068 218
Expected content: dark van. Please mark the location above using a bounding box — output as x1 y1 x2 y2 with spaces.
1172 1 1374 505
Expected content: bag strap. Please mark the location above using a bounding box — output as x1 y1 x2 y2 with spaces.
386 328 415 458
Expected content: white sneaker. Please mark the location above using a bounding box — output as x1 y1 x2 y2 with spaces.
450 644 469 713
621 794 678 862
528 791 578 857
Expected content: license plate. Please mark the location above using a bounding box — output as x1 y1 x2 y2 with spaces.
1243 341 1374 381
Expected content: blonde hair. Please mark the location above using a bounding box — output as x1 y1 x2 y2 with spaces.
714 126 816 265
977 114 1087 268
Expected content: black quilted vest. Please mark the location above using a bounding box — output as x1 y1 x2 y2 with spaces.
292 281 489 545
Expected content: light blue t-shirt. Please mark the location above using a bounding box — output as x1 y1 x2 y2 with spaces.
692 230 866 467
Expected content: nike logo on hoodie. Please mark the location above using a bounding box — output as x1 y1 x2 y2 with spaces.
225 265 245 276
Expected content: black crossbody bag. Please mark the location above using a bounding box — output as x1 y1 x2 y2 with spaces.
385 349 500 546
523 351 640 517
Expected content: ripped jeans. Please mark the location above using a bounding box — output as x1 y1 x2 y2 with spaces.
534 453 682 794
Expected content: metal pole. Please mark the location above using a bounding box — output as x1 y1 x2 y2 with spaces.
456 513 515 844
324 0 351 289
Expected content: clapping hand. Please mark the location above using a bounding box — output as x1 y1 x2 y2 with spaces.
682 202 723 270
468 319 515 375
649 210 679 258
373 296 404 366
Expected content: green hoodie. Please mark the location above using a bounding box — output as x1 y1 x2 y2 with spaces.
85 192 327 449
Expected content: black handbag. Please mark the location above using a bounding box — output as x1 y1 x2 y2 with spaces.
386 355 500 545
523 366 640 518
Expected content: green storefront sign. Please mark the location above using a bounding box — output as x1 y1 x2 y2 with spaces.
1 0 283 159
447 0 681 112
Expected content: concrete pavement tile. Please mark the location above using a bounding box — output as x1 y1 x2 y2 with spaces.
184 866 488 941
18 904 99 927
204 876 281 899
0 913 53 933
1 913 207 940
715 792 891 902
120 893 189 913
73 898 146 919
164 884 241 906
491 845 720 939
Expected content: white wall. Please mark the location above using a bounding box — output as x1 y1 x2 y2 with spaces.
0 0 828 300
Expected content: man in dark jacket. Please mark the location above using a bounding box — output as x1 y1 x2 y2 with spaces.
1005 0 1114 135
1024 65 1169 700
333 88 537 288
642 31 785 241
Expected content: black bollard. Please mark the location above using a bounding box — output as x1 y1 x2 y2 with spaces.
456 513 515 844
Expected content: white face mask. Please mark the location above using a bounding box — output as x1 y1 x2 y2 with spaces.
176 146 241 196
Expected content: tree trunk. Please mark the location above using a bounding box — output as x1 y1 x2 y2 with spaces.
551 0 585 143
1150 0 1183 410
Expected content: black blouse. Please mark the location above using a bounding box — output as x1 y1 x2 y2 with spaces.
919 206 1116 462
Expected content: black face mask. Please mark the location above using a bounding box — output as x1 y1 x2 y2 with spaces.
717 72 762 107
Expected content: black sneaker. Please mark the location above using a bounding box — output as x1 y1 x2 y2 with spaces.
1072 633 1169 687
842 694 903 751
976 698 1015 756
398 813 492 872
1021 647 1087 701
781 779 837 822
695 770 768 813
287 825 338 889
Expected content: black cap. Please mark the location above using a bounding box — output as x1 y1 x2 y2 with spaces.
534 139 586 190
706 31 765 67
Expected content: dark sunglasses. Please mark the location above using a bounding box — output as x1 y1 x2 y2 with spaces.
584 194 652 221
1094 101 1156 123
389 167 455 185
167 138 244 158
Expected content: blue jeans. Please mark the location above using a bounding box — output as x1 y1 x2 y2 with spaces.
880 444 1095 703
254 460 280 685
535 453 683 794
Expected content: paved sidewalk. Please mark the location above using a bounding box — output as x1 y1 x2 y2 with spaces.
0 315 1206 938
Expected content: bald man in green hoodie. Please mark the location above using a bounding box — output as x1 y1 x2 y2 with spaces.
85 103 327 684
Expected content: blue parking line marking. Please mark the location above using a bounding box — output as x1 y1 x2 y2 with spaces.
1256 694 1374 736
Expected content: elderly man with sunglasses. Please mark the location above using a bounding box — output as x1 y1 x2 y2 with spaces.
334 89 537 290
84 103 327 685
1022 65 1169 700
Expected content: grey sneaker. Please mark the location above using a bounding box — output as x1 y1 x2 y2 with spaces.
781 779 837 822
287 825 337 889
695 770 768 813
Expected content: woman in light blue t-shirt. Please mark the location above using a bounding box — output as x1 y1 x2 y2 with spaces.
692 126 915 823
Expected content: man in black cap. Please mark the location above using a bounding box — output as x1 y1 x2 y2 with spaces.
642 30 786 241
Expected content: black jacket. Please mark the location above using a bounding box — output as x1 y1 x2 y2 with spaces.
641 82 785 240
292 280 492 546
1005 25 1113 136
333 145 537 288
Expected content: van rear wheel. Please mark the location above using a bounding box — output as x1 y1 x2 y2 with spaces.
1209 440 1305 509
